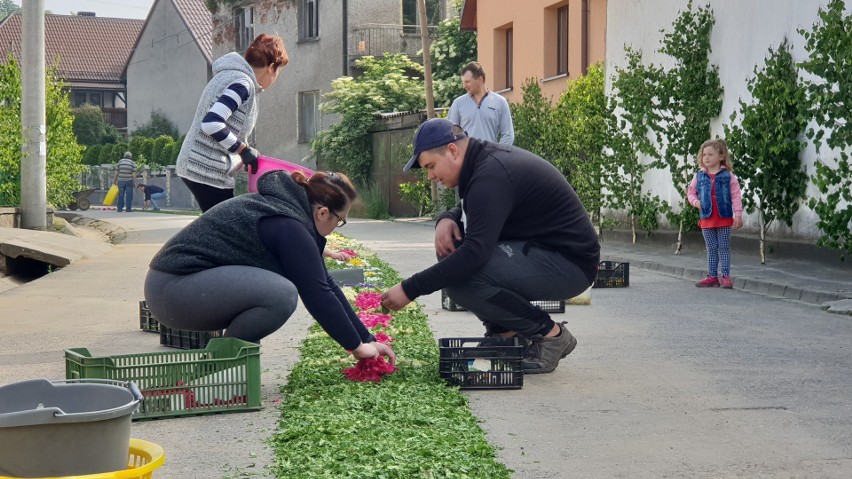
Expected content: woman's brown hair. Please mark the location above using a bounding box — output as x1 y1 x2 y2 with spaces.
291 171 357 214
245 33 288 71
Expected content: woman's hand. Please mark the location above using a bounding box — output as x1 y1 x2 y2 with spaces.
352 341 397 366
381 284 411 311
328 250 353 261
733 216 743 229
435 218 461 257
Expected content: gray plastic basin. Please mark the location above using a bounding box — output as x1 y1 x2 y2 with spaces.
0 378 142 477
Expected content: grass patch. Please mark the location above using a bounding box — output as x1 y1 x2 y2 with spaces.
269 235 511 479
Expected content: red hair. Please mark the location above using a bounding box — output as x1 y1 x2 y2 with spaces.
245 34 288 71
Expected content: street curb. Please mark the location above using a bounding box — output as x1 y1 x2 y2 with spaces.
601 253 852 310
54 212 127 244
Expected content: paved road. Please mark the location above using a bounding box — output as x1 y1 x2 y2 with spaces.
1 212 851 478
345 219 852 478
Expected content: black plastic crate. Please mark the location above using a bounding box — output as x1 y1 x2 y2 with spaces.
593 261 630 288
441 289 565 313
439 337 523 389
159 326 223 350
139 300 159 332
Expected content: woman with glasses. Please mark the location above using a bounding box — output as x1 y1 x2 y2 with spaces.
143 170 396 365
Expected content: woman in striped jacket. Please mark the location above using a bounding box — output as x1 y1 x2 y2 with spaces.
176 33 288 212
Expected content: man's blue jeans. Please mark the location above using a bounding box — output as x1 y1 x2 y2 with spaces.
116 180 134 212
444 240 592 337
148 191 166 210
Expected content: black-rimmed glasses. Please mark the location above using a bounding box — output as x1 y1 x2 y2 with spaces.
329 209 347 228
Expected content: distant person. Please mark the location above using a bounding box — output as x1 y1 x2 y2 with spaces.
111 151 136 213
447 61 514 145
144 170 395 364
687 138 743 289
137 184 166 211
176 33 288 212
381 119 599 374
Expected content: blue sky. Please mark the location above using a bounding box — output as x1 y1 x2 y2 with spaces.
42 0 155 19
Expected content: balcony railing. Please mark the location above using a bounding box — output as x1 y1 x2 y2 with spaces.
102 108 127 130
349 24 439 61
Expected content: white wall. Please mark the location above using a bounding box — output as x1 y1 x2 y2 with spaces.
127 0 211 137
606 0 844 239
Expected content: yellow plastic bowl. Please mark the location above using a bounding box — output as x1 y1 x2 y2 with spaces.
0 438 165 479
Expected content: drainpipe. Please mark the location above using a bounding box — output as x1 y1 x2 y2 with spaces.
582 0 589 74
342 0 349 76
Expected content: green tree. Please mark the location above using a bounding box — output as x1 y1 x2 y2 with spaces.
132 110 178 140
798 0 852 259
0 0 18 20
724 38 808 263
428 0 477 107
98 143 115 165
83 144 102 166
608 47 666 242
553 63 609 227
510 79 559 162
71 104 106 146
312 54 425 184
150 135 172 166
651 1 724 253
0 57 84 207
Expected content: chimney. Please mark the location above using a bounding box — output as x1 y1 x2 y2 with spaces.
77 12 96 17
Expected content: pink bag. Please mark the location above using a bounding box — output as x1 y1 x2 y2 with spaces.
248 156 315 193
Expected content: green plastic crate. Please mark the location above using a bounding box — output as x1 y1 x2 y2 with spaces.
64 338 261 420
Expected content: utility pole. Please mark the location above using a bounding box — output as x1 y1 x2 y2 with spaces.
21 0 47 230
417 0 438 202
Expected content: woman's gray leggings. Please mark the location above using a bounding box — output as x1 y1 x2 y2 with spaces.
144 266 299 343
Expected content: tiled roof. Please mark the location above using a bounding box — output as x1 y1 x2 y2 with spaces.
172 0 213 63
0 13 143 84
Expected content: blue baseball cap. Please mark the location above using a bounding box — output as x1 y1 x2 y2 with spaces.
404 118 467 172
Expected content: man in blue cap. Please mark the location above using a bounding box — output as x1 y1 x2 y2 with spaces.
381 118 600 374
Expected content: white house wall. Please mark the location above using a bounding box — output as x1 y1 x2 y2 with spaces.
606 0 845 239
127 0 211 137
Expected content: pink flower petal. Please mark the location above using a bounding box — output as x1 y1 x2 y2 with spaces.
343 357 397 382
354 292 382 311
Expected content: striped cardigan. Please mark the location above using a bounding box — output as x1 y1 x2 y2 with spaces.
176 52 259 189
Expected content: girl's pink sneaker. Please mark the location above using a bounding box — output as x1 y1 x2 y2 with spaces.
721 276 733 289
696 275 720 287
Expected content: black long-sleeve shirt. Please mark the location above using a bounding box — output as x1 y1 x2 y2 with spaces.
401 139 600 300
259 216 374 350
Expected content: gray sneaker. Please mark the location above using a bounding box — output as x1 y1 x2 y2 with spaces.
522 322 577 374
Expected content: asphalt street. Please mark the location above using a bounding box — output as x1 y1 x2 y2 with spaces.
0 211 850 478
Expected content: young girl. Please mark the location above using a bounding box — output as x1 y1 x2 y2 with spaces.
687 139 743 289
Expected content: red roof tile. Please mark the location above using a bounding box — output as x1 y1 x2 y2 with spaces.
172 0 213 63
0 13 143 84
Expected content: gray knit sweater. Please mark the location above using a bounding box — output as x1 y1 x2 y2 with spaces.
148 171 315 275
176 52 259 189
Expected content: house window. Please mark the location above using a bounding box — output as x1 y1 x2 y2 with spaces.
299 0 319 40
90 92 102 108
402 0 441 33
298 90 320 143
505 28 513 89
235 7 254 52
74 92 86 107
557 6 568 75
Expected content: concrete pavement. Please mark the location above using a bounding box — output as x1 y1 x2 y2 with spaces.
1 210 851 478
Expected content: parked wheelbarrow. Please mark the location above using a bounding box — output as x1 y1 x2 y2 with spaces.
67 188 95 211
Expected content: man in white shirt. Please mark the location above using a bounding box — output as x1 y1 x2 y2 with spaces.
447 61 514 145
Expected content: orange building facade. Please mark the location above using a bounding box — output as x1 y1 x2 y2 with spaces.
461 0 607 103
